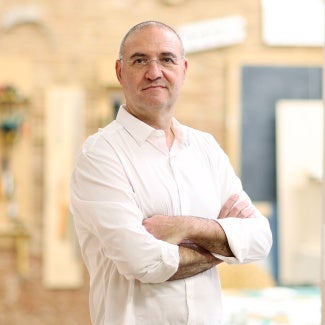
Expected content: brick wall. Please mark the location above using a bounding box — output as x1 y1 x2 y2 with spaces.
0 0 322 255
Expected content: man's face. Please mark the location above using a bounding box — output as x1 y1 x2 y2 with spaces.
115 25 188 118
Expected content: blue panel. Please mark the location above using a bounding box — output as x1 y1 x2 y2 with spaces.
241 66 322 282
241 66 322 201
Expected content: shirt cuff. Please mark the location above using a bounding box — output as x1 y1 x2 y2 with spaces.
215 218 251 264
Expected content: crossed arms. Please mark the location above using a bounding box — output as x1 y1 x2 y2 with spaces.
143 194 256 280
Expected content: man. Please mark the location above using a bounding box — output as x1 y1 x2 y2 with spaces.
70 21 272 324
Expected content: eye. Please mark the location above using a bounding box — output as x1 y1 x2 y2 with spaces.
133 58 148 65
160 57 176 65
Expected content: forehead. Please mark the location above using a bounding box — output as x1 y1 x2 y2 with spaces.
123 25 183 58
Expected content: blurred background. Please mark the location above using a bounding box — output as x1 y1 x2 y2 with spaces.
0 0 323 324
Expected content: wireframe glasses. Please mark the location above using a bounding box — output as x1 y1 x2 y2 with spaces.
121 55 179 69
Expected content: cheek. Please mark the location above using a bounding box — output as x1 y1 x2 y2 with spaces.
170 75 186 93
122 72 142 90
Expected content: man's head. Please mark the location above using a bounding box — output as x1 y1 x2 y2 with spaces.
115 21 188 126
118 21 185 60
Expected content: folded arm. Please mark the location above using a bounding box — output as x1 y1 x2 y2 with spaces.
143 194 256 280
168 243 222 280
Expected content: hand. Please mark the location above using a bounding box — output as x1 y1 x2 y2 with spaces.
143 215 185 245
218 194 255 219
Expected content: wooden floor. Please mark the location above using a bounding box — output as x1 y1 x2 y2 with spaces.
0 250 91 325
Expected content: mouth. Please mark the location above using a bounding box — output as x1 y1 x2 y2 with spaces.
142 85 166 91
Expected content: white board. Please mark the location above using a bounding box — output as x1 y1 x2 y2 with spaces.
276 100 323 285
262 0 324 46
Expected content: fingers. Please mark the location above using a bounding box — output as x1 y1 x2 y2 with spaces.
230 201 249 217
239 206 255 218
218 194 239 219
230 202 255 218
218 194 256 219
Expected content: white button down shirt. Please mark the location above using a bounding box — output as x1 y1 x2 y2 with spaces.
70 106 272 325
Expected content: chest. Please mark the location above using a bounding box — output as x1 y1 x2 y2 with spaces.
119 143 221 219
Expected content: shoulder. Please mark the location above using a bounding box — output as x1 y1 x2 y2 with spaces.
79 120 123 159
182 124 222 151
85 120 122 147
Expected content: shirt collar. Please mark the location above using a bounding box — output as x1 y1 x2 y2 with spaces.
116 105 189 146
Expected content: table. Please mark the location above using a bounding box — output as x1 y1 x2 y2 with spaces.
222 286 320 325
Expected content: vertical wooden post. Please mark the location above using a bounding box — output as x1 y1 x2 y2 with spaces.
43 85 84 288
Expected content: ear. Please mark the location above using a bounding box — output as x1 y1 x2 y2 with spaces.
115 60 122 83
182 59 188 81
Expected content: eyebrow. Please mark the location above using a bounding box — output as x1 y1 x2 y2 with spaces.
129 53 146 59
128 52 178 59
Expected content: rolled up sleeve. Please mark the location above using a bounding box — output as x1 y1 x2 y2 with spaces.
214 214 273 264
204 135 273 264
70 139 179 284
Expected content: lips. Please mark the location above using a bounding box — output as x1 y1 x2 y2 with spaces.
142 84 166 91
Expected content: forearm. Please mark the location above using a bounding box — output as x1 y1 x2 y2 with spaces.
143 215 234 257
143 194 256 259
183 216 234 257
168 242 222 281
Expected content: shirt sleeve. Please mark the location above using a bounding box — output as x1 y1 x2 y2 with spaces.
204 134 273 264
215 206 273 263
70 135 179 283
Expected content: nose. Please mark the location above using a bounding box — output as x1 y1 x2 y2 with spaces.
145 60 163 80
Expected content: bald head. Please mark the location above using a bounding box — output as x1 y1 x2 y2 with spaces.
118 21 185 59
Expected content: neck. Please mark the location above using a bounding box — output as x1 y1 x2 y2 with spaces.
124 104 173 130
165 127 175 149
124 104 175 148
